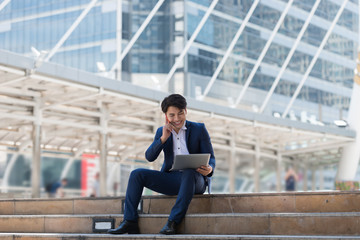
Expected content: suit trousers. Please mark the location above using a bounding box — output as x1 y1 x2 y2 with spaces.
124 168 207 223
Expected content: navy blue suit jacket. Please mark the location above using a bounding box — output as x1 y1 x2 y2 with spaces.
145 120 216 178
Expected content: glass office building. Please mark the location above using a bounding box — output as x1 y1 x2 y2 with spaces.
0 0 358 194
0 0 357 125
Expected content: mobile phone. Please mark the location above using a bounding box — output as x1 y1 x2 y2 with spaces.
165 114 174 126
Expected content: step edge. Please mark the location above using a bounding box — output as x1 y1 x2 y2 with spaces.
0 233 359 239
2 190 360 202
1 212 360 218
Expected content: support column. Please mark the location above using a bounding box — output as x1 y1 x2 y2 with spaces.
254 140 260 192
31 100 42 198
228 134 236 193
336 50 360 181
276 151 282 192
99 103 108 197
99 132 107 197
118 163 122 195
319 166 324 190
311 166 316 191
303 162 308 191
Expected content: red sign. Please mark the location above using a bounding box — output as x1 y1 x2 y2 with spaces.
81 154 99 196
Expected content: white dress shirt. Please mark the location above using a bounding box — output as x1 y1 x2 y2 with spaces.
172 121 189 156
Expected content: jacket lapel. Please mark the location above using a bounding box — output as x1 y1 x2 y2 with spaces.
166 132 174 168
167 132 173 151
185 121 191 152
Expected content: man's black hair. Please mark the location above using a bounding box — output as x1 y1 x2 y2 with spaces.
161 94 187 113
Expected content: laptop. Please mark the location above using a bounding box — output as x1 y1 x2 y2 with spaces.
170 153 210 171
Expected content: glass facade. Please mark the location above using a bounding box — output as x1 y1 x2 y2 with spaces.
186 0 356 124
0 0 358 194
0 0 357 123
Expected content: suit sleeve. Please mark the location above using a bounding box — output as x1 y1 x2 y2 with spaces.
145 127 164 162
200 124 216 177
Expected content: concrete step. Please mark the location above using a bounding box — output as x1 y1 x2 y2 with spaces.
0 212 359 235
0 233 359 240
1 191 359 215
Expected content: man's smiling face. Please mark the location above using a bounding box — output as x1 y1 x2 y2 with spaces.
165 106 187 132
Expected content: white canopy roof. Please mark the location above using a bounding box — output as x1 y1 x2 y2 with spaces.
0 49 356 187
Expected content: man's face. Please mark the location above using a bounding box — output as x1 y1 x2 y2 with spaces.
165 106 187 131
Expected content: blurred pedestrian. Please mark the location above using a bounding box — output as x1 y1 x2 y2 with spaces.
90 172 100 197
46 178 68 198
285 167 298 191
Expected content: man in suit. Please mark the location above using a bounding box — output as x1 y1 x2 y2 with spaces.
108 93 216 235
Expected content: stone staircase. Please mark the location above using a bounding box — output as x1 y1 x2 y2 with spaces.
0 191 360 239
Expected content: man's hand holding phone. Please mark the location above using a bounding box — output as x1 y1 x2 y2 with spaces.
160 115 174 144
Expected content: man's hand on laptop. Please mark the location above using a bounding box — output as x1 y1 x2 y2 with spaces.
196 165 212 176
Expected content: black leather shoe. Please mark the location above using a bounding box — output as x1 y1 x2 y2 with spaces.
159 220 177 235
107 220 139 234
